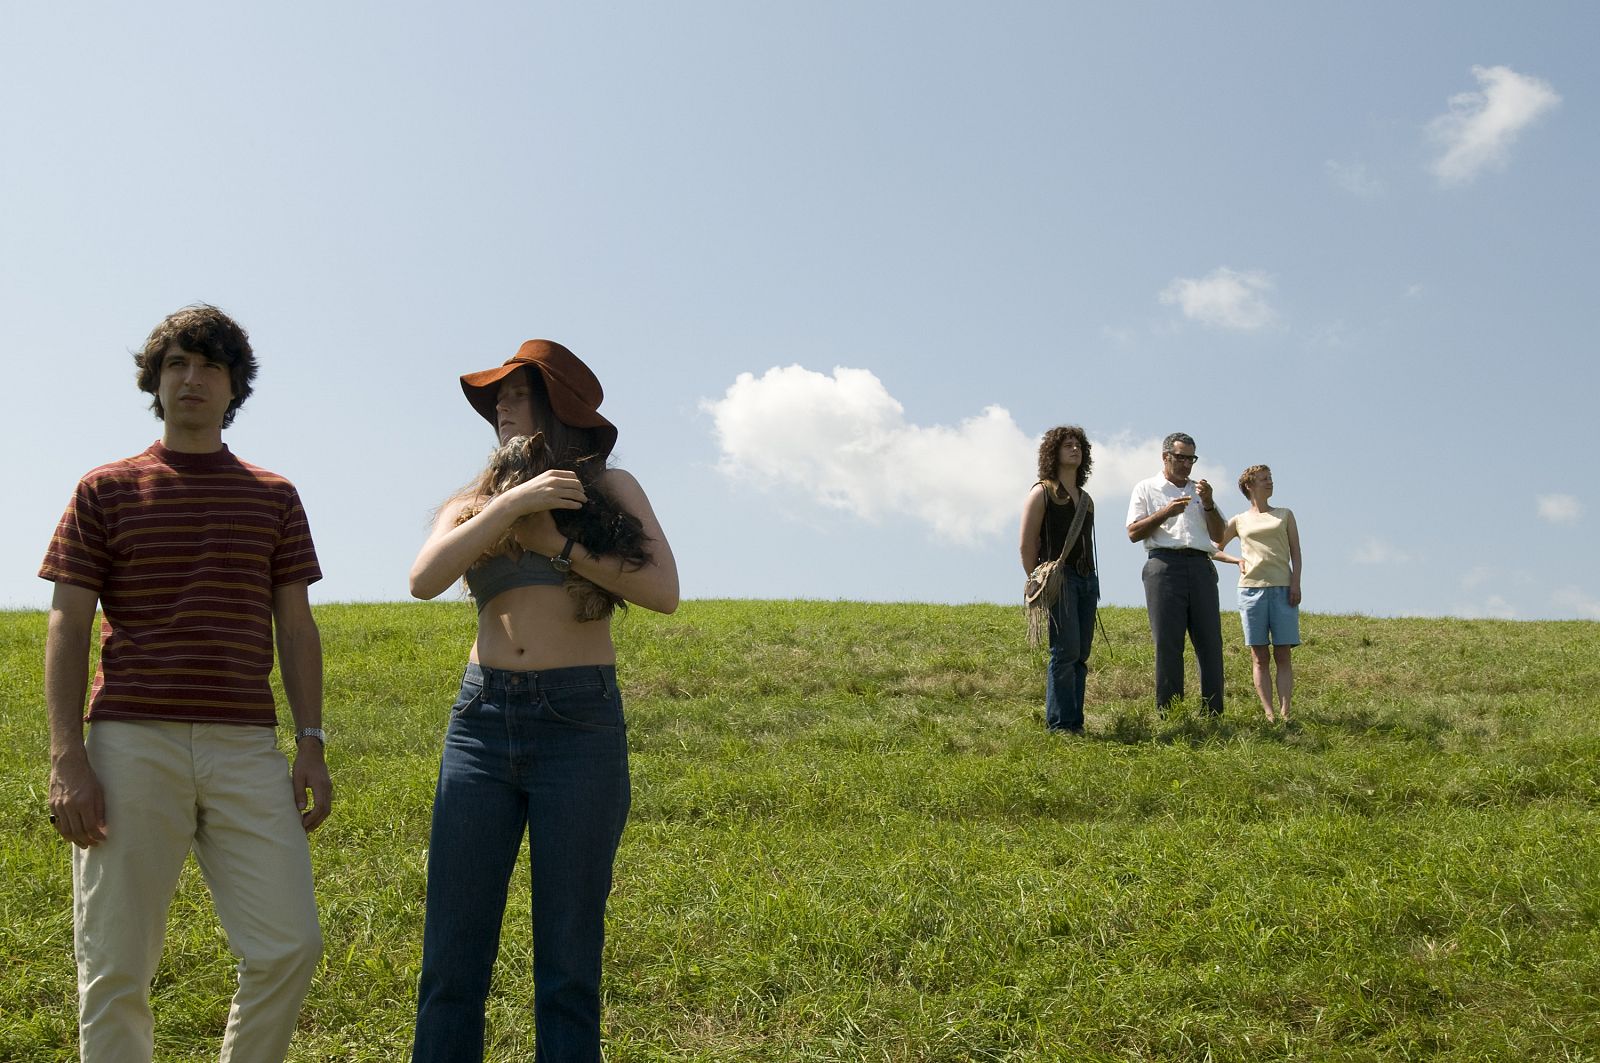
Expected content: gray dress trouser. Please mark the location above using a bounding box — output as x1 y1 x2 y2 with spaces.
1141 549 1225 714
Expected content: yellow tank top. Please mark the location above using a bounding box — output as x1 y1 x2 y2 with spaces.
1235 508 1293 587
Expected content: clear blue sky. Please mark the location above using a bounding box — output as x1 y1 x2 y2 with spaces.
5 2 1596 619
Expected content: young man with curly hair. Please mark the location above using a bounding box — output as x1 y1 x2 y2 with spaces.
40 304 331 1062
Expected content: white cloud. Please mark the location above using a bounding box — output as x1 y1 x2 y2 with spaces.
1326 159 1382 197
1552 587 1600 621
1429 65 1561 186
1537 494 1581 524
1159 267 1277 331
701 367 1226 546
1353 537 1411 566
701 365 1035 545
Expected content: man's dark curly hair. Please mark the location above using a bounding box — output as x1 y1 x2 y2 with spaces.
1036 425 1092 488
133 305 257 428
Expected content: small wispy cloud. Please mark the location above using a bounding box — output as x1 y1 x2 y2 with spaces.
1537 494 1582 524
1159 267 1277 331
1305 321 1348 348
1325 159 1383 197
1353 537 1411 566
1429 65 1561 186
1456 595 1519 620
1552 587 1600 620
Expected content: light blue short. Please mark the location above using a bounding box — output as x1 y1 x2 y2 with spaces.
1238 585 1300 647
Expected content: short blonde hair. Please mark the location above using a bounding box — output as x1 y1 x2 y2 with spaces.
1238 464 1270 498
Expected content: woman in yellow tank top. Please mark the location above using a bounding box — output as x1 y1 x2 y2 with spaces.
1214 465 1301 722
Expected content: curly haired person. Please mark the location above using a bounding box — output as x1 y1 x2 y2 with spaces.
41 305 330 1062
1019 426 1098 733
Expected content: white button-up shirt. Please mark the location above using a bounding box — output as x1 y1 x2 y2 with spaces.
1126 475 1217 552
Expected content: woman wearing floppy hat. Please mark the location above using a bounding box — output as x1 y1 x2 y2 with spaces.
408 339 678 1061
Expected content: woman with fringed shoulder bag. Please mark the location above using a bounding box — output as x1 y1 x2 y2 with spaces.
1019 426 1100 733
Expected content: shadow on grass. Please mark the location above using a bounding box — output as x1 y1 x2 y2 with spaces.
1103 696 1492 749
1313 701 1492 748
1105 698 1249 746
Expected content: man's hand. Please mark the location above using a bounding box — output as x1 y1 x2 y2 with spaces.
292 744 333 832
1289 583 1303 607
1162 495 1194 519
49 751 107 848
1195 479 1215 508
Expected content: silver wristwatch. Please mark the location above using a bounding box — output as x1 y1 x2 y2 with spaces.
295 727 327 747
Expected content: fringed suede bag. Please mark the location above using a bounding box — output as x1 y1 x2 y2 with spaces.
1025 484 1093 648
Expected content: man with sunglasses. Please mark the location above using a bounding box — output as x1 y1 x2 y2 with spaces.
1126 432 1227 715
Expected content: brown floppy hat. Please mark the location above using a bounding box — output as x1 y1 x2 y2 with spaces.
460 339 618 460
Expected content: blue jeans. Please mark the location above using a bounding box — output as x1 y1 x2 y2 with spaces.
413 663 631 1063
1045 571 1098 731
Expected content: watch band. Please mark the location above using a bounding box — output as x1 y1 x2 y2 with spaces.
550 538 576 574
295 727 326 746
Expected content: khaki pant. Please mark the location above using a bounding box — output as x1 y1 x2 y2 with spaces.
75 721 322 1063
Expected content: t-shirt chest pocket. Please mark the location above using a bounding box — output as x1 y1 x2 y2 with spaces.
202 508 275 570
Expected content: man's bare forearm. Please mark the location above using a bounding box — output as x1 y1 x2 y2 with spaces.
277 625 324 734
44 605 94 763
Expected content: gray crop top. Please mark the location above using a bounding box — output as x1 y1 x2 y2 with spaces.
464 550 565 612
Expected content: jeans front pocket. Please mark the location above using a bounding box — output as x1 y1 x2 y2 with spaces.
541 679 623 731
450 678 485 716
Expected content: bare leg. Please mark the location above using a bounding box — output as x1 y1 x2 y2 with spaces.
1274 645 1294 720
1249 646 1275 721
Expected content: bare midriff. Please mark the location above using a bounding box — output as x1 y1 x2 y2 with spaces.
469 584 617 671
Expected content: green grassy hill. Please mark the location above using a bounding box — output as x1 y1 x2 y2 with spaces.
3 601 1598 1061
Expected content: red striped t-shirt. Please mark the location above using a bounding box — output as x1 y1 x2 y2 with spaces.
39 442 323 726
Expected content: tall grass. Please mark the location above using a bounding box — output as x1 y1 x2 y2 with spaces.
2 601 1597 1060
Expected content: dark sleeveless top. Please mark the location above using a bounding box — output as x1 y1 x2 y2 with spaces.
1038 490 1095 574
464 550 565 613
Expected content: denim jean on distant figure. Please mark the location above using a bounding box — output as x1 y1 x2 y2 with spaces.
1045 570 1098 731
413 662 631 1063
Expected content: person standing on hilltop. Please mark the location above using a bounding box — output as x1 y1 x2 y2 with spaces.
1126 431 1228 715
1019 425 1099 733
1213 464 1303 722
408 339 678 1061
39 304 331 1062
